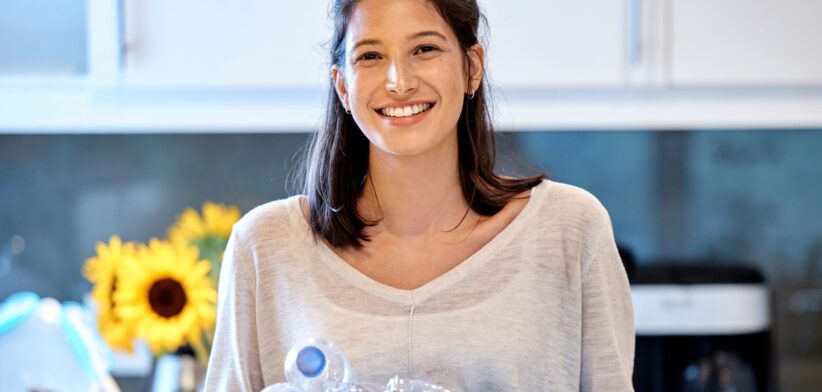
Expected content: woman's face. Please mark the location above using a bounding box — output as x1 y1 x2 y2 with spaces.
332 0 484 158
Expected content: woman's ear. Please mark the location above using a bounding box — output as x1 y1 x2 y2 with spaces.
465 43 485 94
331 65 350 112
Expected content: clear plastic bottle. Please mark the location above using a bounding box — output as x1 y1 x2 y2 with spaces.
283 338 355 392
0 292 120 392
259 338 459 392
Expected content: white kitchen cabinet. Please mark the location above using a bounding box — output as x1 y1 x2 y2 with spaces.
480 0 628 88
113 0 631 90
118 0 331 89
0 0 87 74
120 0 822 89
6 0 822 132
670 0 822 86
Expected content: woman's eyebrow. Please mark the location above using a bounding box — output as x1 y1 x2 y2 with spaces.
351 31 448 52
407 30 448 42
351 39 381 52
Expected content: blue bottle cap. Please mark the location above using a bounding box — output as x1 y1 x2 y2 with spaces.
296 346 326 378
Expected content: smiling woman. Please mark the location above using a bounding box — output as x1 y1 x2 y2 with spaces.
204 1 634 391
310 0 546 252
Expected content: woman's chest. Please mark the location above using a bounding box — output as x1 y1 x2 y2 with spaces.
263 292 582 390
338 242 479 291
258 243 583 390
335 218 513 291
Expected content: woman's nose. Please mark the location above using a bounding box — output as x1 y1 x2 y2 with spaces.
385 59 417 96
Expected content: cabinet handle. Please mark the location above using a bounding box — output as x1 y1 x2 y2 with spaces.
627 0 642 66
118 0 132 69
118 0 126 68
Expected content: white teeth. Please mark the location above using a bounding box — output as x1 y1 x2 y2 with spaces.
380 103 432 118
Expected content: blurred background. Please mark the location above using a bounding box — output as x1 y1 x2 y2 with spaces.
1 0 821 391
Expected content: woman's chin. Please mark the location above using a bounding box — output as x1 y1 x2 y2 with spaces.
369 133 456 160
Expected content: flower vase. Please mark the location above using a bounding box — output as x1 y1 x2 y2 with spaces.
151 349 206 392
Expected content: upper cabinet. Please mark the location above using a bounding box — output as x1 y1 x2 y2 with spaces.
117 0 822 90
115 0 629 90
481 0 627 88
4 0 822 131
0 0 87 75
117 0 330 89
669 0 822 86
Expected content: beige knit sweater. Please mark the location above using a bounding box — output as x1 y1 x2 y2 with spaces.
204 180 635 391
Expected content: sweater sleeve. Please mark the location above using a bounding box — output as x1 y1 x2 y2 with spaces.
579 206 635 391
203 228 265 391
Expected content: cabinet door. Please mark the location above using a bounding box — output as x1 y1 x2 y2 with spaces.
121 0 330 89
670 0 822 86
0 0 87 75
481 0 627 89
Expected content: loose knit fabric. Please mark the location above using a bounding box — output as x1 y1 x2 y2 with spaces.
204 180 635 391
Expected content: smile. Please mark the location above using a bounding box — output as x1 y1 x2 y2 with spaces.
376 102 435 118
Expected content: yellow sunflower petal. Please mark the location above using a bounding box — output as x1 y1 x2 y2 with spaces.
168 202 240 245
109 238 220 356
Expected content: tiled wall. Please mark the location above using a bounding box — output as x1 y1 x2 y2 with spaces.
511 130 822 281
2 130 821 296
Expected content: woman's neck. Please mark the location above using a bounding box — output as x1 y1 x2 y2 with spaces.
361 139 472 238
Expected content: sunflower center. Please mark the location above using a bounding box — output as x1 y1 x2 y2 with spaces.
109 276 118 312
109 276 122 321
148 278 187 318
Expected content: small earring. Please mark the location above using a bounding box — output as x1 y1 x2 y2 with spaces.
467 91 476 100
345 108 351 114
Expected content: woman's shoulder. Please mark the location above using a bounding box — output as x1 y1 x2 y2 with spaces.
532 180 616 268
231 195 305 240
535 179 612 229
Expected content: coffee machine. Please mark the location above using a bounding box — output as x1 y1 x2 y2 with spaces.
630 263 772 391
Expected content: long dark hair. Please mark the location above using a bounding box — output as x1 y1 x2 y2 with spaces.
303 0 546 249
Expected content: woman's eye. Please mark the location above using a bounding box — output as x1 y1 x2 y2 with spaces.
416 45 439 54
357 52 380 62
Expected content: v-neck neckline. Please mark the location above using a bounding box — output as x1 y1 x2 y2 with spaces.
289 180 550 304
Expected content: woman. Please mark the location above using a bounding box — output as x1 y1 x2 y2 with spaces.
205 0 634 390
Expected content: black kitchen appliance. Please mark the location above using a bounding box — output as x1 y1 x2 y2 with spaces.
630 263 772 392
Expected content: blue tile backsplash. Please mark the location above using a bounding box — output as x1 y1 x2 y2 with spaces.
2 131 821 298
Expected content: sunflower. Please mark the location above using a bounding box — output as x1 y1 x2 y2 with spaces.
83 235 136 352
113 238 217 355
168 201 240 281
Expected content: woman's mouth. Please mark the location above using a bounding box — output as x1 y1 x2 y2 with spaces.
375 102 435 118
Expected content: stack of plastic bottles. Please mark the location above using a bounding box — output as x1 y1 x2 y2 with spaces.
0 291 120 392
261 338 459 392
